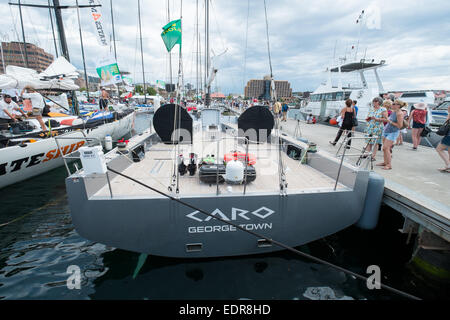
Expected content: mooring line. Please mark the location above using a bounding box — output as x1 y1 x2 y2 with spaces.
0 201 57 228
106 166 421 300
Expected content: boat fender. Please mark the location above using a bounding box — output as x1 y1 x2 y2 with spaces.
104 135 113 151
356 171 385 230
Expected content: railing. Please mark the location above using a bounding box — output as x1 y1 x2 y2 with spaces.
333 135 379 190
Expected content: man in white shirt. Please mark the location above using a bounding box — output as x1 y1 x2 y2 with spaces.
0 94 28 124
2 89 20 102
20 86 47 131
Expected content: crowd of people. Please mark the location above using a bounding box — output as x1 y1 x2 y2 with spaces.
328 94 450 173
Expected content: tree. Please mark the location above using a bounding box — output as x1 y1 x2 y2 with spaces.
226 94 232 100
146 87 157 96
135 85 143 94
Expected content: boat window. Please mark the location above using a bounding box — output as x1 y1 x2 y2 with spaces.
344 92 351 99
436 101 450 110
401 92 426 98
336 92 344 100
331 92 337 100
325 93 333 100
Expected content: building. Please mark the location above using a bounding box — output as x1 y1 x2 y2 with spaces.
244 75 292 100
75 70 101 92
0 41 54 73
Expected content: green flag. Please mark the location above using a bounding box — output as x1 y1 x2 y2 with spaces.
161 19 182 52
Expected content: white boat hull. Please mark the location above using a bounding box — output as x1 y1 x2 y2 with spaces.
0 112 135 189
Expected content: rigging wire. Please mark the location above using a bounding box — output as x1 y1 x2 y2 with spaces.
9 4 26 67
242 0 250 91
106 166 421 301
263 0 286 195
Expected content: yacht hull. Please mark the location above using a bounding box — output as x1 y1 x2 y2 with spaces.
66 171 369 258
0 111 135 189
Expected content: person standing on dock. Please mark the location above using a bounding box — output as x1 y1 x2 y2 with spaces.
99 88 110 111
376 99 406 170
282 102 289 122
329 99 356 148
408 102 428 150
273 100 282 119
364 97 387 160
396 106 409 145
436 104 450 173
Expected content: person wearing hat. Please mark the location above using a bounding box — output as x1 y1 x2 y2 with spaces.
20 86 47 132
0 94 28 124
408 102 428 150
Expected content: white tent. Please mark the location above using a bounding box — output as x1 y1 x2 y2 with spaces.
0 57 79 91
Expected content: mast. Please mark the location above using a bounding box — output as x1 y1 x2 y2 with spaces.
177 0 183 104
205 0 210 107
52 0 70 61
137 0 146 103
110 0 120 98
17 0 29 67
48 0 59 57
75 0 90 100
196 0 199 104
167 1 172 85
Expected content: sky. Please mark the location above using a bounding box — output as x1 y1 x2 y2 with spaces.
1 0 449 94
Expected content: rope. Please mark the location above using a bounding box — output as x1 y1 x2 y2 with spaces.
106 166 421 300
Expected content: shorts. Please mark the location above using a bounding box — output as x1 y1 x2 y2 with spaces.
383 130 400 142
32 107 42 116
441 135 450 147
412 121 425 129
99 99 108 110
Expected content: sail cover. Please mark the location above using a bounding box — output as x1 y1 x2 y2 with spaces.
153 104 193 144
0 57 79 90
238 105 274 143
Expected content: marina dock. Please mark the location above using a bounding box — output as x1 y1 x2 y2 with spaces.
277 115 450 244
227 106 449 246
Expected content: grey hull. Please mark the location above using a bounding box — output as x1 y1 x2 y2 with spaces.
66 171 369 258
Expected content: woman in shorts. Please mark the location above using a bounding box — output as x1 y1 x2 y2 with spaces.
376 100 406 170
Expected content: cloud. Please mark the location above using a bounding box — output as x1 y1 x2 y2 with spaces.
1 0 449 93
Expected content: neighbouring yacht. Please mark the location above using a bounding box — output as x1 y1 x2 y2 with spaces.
302 58 387 123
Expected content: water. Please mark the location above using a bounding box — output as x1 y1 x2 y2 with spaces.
0 113 445 300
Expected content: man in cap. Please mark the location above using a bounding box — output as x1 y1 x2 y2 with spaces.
0 94 28 124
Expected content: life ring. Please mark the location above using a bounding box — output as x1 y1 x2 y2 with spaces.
224 152 256 165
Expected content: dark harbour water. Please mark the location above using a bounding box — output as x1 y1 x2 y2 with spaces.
0 113 446 300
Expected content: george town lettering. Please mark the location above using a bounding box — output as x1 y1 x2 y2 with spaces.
0 141 85 176
186 206 275 233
